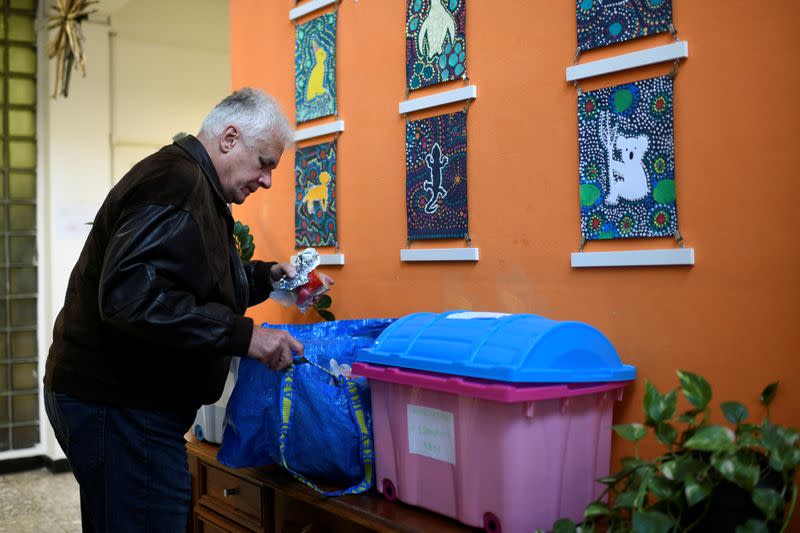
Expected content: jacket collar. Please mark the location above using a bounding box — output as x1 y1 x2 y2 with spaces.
174 135 231 216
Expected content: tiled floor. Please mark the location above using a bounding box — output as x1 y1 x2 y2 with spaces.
0 467 82 533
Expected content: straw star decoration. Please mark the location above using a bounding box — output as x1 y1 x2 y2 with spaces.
47 0 98 98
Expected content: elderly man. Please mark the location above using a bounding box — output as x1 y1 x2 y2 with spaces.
44 88 302 532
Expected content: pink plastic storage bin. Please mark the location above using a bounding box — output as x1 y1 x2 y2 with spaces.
352 362 630 533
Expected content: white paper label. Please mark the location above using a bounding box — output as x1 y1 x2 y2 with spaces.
407 405 456 465
445 312 510 320
55 204 98 240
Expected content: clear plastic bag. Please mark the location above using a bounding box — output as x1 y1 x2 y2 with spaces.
270 248 333 313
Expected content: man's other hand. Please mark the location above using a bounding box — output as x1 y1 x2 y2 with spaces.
246 327 303 370
269 262 296 285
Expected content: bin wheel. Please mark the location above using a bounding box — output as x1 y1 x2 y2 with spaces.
483 512 501 533
381 479 398 502
194 424 204 442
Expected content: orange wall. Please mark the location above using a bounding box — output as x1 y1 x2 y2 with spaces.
230 0 800 462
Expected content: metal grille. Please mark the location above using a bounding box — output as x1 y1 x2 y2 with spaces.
0 0 38 452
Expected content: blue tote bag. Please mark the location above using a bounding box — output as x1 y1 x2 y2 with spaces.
218 319 394 495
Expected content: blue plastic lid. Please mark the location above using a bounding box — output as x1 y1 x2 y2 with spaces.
357 311 636 383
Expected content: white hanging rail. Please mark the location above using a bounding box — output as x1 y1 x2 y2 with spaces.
294 120 345 142
566 41 689 82
401 248 480 262
399 85 477 115
318 253 345 266
291 252 345 266
289 0 337 21
571 248 695 268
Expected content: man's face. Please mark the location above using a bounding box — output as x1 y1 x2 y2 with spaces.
219 128 284 205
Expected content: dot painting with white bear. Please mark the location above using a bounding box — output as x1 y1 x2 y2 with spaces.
578 75 677 240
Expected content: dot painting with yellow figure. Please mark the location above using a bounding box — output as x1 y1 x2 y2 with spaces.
295 12 337 123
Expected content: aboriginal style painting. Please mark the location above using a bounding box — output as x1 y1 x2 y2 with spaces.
295 142 337 247
577 0 672 52
406 0 466 91
578 75 677 240
295 12 337 123
406 111 468 240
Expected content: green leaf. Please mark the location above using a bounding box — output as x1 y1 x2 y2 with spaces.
634 471 654 508
552 519 578 533
613 423 647 442
768 453 786 472
621 457 644 471
752 488 783 520
721 401 749 424
776 426 800 447
317 309 335 322
613 490 637 509
314 294 332 309
712 454 760 490
655 422 677 445
648 476 676 500
661 460 677 480
684 425 735 452
738 431 760 448
632 510 674 533
232 220 256 261
644 380 660 421
677 370 712 409
597 475 620 486
662 389 678 420
644 382 677 424
791 448 800 469
761 423 785 453
735 520 769 533
760 382 779 407
678 407 704 424
671 456 706 482
684 476 711 506
583 502 610 519
738 423 758 435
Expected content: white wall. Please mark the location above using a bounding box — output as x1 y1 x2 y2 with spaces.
17 0 230 462
110 0 230 180
32 15 113 464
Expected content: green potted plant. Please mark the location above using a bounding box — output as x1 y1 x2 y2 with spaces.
544 371 798 533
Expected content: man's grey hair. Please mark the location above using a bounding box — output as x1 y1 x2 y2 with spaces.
199 88 293 148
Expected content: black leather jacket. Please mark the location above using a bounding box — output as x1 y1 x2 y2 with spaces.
44 136 275 411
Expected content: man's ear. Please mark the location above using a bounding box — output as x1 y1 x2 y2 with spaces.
220 125 239 154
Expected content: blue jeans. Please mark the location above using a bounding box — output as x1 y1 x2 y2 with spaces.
44 388 195 533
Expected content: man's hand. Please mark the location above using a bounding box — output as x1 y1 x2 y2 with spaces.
246 327 303 371
270 262 296 285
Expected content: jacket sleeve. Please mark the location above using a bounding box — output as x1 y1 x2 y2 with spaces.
243 260 276 307
98 203 253 357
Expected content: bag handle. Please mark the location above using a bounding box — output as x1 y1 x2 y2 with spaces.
278 367 375 496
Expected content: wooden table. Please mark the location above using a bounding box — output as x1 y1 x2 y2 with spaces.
186 437 479 533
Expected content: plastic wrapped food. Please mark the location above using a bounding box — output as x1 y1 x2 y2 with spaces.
270 248 332 312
